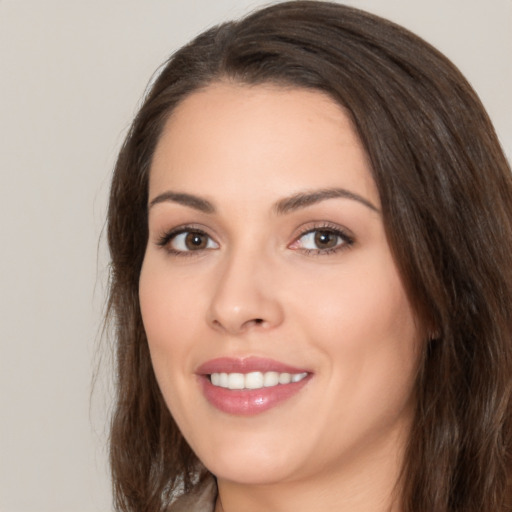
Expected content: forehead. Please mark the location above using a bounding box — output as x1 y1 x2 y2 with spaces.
149 82 379 208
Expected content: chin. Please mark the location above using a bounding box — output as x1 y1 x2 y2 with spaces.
195 435 303 485
208 459 293 486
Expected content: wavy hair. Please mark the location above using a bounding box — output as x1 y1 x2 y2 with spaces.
106 2 512 510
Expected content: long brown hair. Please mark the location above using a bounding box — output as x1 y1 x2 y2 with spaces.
106 2 512 510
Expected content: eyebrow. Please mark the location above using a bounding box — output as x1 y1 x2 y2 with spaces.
149 191 215 213
148 187 379 215
273 188 380 215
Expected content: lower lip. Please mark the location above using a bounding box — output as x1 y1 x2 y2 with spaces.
199 375 311 416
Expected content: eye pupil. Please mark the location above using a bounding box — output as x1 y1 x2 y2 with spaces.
314 230 337 248
185 232 206 250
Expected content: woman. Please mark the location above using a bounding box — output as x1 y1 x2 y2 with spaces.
106 2 512 511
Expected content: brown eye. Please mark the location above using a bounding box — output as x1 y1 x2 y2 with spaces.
184 232 208 250
166 230 219 253
314 230 339 249
291 226 353 254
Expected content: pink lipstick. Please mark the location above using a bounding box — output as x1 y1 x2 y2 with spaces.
196 357 311 415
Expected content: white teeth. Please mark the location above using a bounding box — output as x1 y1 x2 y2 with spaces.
245 371 264 389
209 371 308 390
219 372 229 388
264 371 279 387
279 373 291 384
228 373 245 390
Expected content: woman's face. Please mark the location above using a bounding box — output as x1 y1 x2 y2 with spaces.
139 83 421 486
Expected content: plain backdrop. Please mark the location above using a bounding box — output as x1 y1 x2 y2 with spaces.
0 1 510 511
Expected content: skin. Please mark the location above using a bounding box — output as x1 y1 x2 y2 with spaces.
139 82 422 512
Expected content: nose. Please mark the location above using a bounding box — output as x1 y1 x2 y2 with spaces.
206 248 284 335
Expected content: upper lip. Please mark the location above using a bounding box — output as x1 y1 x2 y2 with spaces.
196 356 310 375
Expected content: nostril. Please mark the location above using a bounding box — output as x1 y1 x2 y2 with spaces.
241 318 266 331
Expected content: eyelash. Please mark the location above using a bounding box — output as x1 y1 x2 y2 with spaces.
156 225 216 257
292 222 354 256
156 222 354 257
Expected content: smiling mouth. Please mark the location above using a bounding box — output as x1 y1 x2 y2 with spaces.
199 358 312 415
209 371 309 390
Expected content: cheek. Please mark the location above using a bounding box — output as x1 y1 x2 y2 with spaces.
292 256 416 344
139 258 198 383
138 258 205 430
304 271 419 446
139 255 203 343
287 254 420 404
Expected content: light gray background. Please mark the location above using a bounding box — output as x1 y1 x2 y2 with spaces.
1 1 510 511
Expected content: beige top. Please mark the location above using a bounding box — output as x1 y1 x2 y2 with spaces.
167 475 217 512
